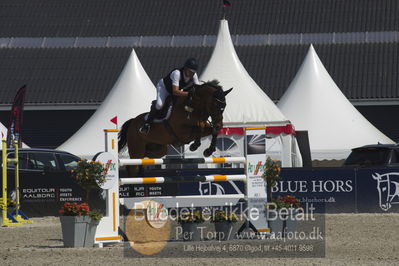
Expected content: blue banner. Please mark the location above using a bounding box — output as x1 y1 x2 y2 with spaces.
274 168 399 213
274 168 356 213
120 167 399 213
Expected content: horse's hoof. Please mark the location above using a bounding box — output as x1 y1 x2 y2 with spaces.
203 148 215 157
189 143 199 151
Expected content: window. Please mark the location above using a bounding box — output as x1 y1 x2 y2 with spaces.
390 150 399 164
6 152 17 169
344 148 390 166
59 154 79 171
18 153 27 169
31 153 59 171
7 152 36 170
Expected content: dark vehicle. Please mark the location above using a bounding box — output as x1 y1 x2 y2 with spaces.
1 148 104 216
343 144 399 168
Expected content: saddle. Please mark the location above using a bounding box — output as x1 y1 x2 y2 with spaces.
147 97 173 123
145 86 196 123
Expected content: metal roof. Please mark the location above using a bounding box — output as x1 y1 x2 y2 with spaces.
0 47 131 105
0 0 398 37
0 43 398 106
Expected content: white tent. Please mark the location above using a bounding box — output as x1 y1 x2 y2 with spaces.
195 19 301 167
200 19 289 127
277 45 394 160
57 49 156 158
0 122 7 139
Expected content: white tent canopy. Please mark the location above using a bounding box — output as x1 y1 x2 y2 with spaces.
57 49 156 158
0 122 7 140
197 20 301 167
200 19 289 127
277 45 394 160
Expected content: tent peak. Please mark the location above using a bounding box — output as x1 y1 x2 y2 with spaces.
278 44 394 160
200 18 287 124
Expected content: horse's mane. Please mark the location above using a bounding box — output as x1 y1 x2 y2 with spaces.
196 79 222 91
193 79 227 104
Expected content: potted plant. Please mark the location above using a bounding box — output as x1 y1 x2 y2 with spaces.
70 159 106 204
58 202 91 247
178 209 205 241
281 195 301 234
266 195 301 236
85 209 103 248
58 159 106 247
211 210 238 241
262 157 281 201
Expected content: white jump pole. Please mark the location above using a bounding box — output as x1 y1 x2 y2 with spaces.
119 157 246 166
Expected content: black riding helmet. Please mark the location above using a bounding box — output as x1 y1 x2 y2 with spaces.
184 58 198 73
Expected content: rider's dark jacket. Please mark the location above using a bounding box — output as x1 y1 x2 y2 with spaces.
163 68 193 94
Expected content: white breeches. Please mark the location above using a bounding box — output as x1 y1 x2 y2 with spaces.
155 79 170 110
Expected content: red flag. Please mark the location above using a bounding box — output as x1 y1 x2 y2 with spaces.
110 116 118 125
223 0 231 7
7 85 27 148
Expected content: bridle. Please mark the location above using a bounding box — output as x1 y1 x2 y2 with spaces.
183 82 226 129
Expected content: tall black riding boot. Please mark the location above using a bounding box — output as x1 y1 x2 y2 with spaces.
139 106 158 134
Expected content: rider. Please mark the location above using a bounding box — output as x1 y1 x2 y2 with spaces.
139 58 201 134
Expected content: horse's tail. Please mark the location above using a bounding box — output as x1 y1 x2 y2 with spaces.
118 118 133 152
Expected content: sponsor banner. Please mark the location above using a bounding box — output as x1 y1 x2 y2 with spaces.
356 168 399 213
245 129 268 232
119 168 246 198
15 166 399 216
93 152 118 190
119 182 245 198
178 181 245 196
120 183 179 197
21 187 83 203
119 166 399 214
276 168 399 213
274 168 356 213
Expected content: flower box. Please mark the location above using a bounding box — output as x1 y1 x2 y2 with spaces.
181 222 203 241
60 216 91 248
211 210 237 241
266 195 301 237
58 202 102 247
214 221 234 241
178 210 204 241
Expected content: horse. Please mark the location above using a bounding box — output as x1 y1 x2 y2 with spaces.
118 80 232 175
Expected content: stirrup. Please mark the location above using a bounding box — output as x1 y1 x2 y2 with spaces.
139 124 150 134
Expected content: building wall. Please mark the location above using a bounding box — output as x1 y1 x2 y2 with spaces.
356 105 399 143
0 110 94 149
